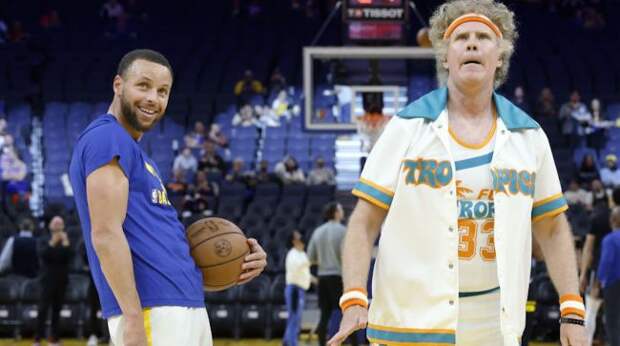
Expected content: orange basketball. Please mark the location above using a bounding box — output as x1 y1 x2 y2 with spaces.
417 27 432 47
186 217 250 292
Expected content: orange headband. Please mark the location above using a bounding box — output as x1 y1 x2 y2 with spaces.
443 13 503 40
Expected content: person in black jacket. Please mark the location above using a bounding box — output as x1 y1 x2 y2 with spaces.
0 216 39 278
34 215 74 346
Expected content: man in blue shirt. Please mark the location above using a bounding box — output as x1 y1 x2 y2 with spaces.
69 49 267 346
598 207 620 346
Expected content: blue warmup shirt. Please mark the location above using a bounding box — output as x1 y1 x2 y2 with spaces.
598 230 620 289
69 114 204 318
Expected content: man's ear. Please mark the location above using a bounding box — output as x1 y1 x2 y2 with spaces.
113 75 123 95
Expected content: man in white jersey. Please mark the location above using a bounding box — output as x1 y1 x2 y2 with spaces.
328 1 587 345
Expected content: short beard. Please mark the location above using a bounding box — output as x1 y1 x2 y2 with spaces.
120 93 158 133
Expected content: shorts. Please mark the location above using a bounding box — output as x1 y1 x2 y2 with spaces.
457 290 503 346
108 306 212 346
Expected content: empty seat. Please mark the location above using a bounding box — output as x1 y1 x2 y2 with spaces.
205 286 240 338
268 274 287 338
0 278 21 337
238 276 271 338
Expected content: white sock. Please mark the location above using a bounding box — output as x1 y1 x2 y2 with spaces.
585 294 602 345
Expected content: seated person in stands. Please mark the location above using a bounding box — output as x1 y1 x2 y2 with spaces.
275 155 305 185
0 216 39 278
232 104 258 127
600 154 620 187
173 147 198 181
225 158 252 185
1 146 29 202
307 157 335 186
166 169 188 197
272 90 292 121
181 173 218 219
34 215 74 346
578 154 600 187
198 141 227 174
535 87 556 118
184 121 206 149
234 69 265 106
208 124 228 149
565 178 591 208
253 160 279 185
256 104 281 127
269 68 287 95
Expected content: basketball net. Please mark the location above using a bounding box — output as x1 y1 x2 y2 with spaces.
357 112 391 153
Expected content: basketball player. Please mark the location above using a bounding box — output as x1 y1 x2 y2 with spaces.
329 1 587 345
69 49 267 346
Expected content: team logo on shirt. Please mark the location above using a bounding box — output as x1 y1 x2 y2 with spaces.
145 161 171 206
402 159 453 188
490 168 535 197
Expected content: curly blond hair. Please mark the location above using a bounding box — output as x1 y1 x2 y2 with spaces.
428 0 518 89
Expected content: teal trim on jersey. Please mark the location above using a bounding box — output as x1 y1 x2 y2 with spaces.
367 328 455 344
531 196 568 218
353 181 393 208
459 286 500 298
396 87 539 130
454 152 494 171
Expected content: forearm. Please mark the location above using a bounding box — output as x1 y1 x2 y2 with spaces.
579 236 594 275
92 228 143 317
534 215 580 296
342 202 384 291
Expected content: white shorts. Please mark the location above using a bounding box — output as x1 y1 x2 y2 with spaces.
108 306 212 346
457 291 503 346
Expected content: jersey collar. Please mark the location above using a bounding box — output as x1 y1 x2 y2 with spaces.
396 87 539 131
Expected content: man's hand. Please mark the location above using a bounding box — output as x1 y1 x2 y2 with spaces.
328 306 368 346
123 313 148 346
237 238 267 285
560 317 587 346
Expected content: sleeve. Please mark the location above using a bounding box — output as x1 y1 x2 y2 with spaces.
352 117 411 210
531 130 568 223
82 126 136 179
597 236 615 288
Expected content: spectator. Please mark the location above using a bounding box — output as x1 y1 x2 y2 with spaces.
284 230 312 346
225 158 251 184
535 87 557 118
269 68 288 95
1 146 29 202
234 70 265 105
511 86 530 114
39 10 62 29
307 202 358 346
580 201 612 345
275 155 305 185
255 105 281 127
565 178 591 207
588 98 607 152
272 90 292 122
0 216 39 278
254 160 278 184
198 141 226 174
600 154 620 188
184 121 206 149
173 147 198 179
166 169 188 197
597 207 620 346
34 216 74 346
207 124 228 149
577 154 600 187
591 98 604 123
232 104 258 127
559 90 591 147
307 157 335 185
591 179 609 209
190 171 219 198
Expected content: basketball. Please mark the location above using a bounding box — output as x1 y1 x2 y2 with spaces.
186 217 250 291
416 27 432 47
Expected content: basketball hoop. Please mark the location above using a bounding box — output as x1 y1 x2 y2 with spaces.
357 112 391 153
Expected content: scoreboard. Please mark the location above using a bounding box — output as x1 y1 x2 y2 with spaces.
343 0 409 44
